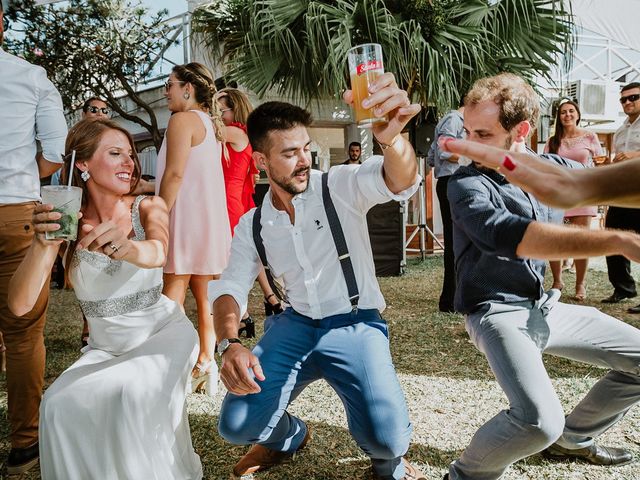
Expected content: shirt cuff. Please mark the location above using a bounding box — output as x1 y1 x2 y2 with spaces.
41 138 66 164
207 279 248 317
358 155 421 202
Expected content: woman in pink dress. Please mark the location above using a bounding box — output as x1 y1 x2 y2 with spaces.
544 99 604 301
216 88 283 337
156 62 231 395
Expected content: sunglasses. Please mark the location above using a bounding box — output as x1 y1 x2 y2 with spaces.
219 107 232 113
620 94 640 104
164 80 186 91
85 106 110 115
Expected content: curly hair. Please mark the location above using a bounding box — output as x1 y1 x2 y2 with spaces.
465 73 540 132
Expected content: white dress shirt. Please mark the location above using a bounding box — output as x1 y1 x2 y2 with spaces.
613 114 640 154
208 156 420 319
0 48 67 204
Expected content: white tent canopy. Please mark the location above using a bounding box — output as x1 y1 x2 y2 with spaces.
572 0 640 53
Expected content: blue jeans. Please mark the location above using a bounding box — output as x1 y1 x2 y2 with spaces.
450 292 640 480
218 308 412 480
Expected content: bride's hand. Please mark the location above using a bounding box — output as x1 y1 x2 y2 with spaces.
32 203 81 246
77 221 132 260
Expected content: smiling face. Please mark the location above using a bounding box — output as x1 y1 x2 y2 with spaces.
254 125 312 198
558 102 580 128
79 129 135 195
217 96 235 126
621 86 640 121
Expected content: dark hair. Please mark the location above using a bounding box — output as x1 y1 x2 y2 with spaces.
172 62 225 142
547 99 581 154
82 96 107 112
348 142 361 149
621 82 640 93
465 73 540 131
62 119 141 284
247 101 313 153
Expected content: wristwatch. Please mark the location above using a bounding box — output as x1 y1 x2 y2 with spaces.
217 338 242 356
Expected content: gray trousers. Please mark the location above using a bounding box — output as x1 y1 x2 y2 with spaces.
450 291 640 480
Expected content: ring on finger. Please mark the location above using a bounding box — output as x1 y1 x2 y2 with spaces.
109 243 119 252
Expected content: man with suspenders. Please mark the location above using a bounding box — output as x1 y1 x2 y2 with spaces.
208 74 426 480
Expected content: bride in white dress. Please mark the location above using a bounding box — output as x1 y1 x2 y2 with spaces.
9 119 203 479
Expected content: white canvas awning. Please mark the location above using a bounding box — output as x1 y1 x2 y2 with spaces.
572 0 640 52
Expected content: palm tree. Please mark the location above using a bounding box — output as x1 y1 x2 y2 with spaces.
192 0 574 113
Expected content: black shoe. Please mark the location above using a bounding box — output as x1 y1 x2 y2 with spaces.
238 316 256 338
443 475 449 480
601 291 637 304
628 303 640 313
7 442 39 475
264 294 284 317
543 442 633 466
439 305 455 313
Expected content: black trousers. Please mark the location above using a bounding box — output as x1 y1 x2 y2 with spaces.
604 206 640 295
436 176 456 310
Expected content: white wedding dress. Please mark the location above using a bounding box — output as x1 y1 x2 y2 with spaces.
40 196 203 480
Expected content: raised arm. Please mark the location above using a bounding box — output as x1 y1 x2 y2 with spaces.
343 72 421 194
9 204 65 316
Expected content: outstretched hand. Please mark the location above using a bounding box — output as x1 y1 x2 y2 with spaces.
32 203 82 246
438 136 585 209
343 72 421 145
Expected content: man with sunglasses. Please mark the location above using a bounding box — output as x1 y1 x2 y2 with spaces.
602 82 640 310
81 96 110 120
0 1 67 474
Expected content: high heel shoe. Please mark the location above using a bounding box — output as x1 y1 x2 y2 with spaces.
264 293 284 317
238 316 256 338
191 361 217 396
574 284 587 302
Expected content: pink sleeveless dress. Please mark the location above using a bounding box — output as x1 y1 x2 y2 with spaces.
155 110 231 274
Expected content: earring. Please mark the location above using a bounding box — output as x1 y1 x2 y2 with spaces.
183 91 190 100
81 170 91 182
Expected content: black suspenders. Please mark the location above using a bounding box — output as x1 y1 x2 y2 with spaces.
252 172 360 309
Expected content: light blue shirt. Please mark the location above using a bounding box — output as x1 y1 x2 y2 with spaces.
426 110 464 178
0 48 67 203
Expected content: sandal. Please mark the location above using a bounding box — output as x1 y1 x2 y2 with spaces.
191 361 217 396
238 316 256 338
574 284 587 302
264 293 283 317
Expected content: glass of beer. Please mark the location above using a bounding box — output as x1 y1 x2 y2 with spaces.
348 43 388 128
41 185 82 241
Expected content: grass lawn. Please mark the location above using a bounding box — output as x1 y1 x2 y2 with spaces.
2 256 639 479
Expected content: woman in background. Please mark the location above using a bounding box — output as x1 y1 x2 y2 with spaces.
216 88 283 338
156 62 231 395
544 99 604 301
